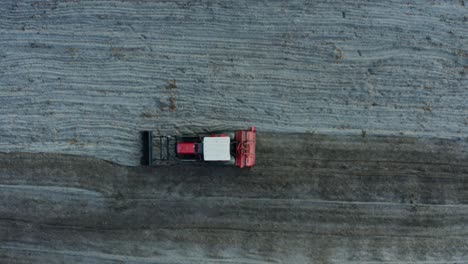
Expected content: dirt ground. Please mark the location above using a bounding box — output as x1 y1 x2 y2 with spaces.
1 133 467 263
0 0 467 263
0 0 467 165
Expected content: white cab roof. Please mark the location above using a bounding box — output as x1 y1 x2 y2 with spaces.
203 137 231 161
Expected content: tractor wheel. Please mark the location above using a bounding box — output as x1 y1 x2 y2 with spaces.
214 131 235 140
222 155 236 166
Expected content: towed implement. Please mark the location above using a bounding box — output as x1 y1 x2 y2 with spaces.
141 127 256 168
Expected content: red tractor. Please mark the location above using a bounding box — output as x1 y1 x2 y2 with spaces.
141 127 256 168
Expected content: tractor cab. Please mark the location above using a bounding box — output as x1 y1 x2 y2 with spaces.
201 136 231 161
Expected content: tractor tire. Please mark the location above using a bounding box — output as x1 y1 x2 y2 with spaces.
214 131 235 140
222 155 236 166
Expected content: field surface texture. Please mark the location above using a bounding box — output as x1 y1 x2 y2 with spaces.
0 0 467 263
